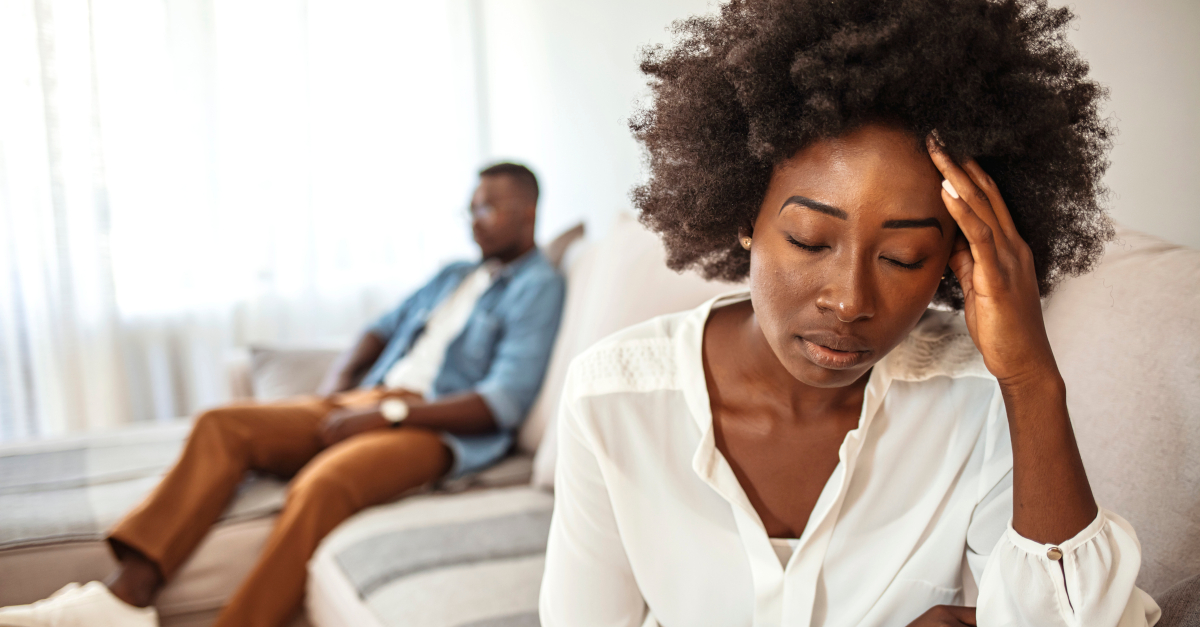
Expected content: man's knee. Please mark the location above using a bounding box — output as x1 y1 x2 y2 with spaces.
190 406 258 456
288 460 359 511
406 428 455 479
287 432 450 511
193 406 243 436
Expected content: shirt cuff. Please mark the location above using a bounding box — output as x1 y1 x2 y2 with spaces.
476 381 522 431
1004 508 1108 561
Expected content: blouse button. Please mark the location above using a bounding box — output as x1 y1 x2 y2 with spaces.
1046 547 1063 561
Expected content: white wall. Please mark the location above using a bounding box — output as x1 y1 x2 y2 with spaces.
1068 0 1200 248
477 0 716 241
479 0 1199 249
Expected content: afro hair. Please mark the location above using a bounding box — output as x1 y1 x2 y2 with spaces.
630 0 1114 307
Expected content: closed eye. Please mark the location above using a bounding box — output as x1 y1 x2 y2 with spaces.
786 236 826 252
787 236 925 269
882 257 925 270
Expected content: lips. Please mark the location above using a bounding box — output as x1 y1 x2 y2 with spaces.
797 331 871 370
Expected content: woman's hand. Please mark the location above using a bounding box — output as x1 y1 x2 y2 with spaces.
927 135 1097 545
907 605 977 627
926 136 1058 388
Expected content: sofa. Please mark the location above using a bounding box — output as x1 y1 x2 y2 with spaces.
0 213 1196 626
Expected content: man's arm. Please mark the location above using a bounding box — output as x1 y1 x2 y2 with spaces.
402 392 496 433
471 272 566 431
318 332 387 395
321 269 566 445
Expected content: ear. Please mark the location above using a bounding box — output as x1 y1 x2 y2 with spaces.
738 216 756 239
737 222 755 245
736 225 753 251
520 202 538 228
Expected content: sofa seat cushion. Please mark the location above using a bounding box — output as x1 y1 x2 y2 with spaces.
0 420 288 553
0 420 289 625
1157 573 1200 627
308 486 552 627
0 417 533 627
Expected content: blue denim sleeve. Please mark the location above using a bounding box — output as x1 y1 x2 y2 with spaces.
475 269 566 431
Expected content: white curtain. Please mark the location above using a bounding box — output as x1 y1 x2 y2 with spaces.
0 0 484 441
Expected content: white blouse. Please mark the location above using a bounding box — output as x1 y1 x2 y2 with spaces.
540 291 1160 627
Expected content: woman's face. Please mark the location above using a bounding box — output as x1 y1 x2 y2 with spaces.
749 123 956 388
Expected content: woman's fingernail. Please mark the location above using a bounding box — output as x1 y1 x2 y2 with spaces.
930 129 946 148
942 179 960 199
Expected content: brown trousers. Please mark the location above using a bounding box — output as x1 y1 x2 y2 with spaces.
108 389 451 627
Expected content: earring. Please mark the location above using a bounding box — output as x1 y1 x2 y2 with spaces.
740 237 752 250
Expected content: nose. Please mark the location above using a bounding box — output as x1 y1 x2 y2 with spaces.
814 252 876 323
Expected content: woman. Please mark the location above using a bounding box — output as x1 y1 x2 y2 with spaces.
540 0 1160 625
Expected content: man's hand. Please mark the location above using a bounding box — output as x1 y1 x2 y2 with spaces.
906 605 976 626
317 333 387 396
320 406 389 447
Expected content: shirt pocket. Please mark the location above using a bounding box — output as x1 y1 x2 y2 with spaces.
454 312 503 376
867 578 963 627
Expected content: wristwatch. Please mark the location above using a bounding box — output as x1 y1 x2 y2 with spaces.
380 398 410 427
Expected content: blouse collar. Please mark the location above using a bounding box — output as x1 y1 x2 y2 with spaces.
673 288 991 521
674 289 989 432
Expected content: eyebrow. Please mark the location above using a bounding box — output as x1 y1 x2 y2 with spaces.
883 218 943 234
780 195 943 234
779 196 847 219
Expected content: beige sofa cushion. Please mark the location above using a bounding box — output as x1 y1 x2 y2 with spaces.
308 486 552 627
1043 225 1200 596
249 347 344 401
0 420 293 626
525 213 741 488
0 522 309 627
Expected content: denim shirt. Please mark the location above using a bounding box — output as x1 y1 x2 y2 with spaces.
360 249 565 478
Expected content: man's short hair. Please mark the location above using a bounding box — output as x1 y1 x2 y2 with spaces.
479 162 539 205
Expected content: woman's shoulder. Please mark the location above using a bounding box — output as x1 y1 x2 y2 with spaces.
562 298 715 404
566 314 690 395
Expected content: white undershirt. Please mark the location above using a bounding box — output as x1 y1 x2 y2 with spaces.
769 537 800 568
382 263 497 395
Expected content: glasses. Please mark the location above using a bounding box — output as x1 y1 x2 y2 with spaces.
467 204 498 220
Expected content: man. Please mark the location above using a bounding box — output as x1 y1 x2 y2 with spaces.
0 163 565 627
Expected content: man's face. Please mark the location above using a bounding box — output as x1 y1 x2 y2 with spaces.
469 175 535 260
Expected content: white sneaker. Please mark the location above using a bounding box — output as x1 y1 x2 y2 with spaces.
0 582 158 627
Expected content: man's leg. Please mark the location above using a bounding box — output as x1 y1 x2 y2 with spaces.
107 396 331 601
213 425 451 627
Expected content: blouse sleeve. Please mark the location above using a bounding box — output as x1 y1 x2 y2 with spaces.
539 367 648 626
967 399 1161 626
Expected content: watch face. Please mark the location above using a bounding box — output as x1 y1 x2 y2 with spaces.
381 398 408 422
